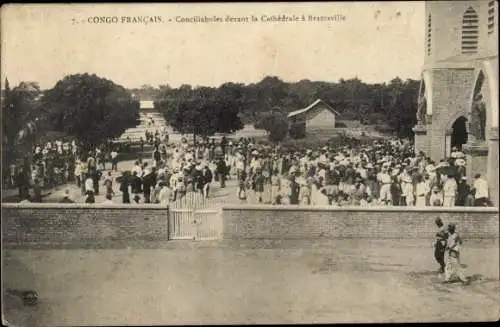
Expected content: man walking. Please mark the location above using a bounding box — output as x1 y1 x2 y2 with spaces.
444 223 469 284
434 217 448 274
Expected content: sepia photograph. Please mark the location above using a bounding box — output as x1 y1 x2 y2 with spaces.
1 1 499 325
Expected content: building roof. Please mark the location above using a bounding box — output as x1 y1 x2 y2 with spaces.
287 99 339 118
140 100 155 109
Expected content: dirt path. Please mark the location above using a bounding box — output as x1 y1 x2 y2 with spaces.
3 239 498 325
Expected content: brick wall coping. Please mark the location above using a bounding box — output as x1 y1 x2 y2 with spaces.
1 203 168 210
222 204 499 213
2 203 498 214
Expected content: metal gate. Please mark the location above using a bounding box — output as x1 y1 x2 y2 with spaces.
168 196 222 240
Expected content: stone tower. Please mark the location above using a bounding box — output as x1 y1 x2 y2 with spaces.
413 0 498 206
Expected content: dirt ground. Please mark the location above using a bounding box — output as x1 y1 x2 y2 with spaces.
3 239 498 325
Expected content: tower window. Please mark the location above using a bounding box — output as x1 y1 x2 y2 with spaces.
488 1 496 35
461 7 479 54
427 14 432 56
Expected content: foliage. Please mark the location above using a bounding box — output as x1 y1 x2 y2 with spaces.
2 81 42 144
151 75 420 139
2 80 44 164
255 110 289 143
154 84 244 138
42 73 139 150
289 122 306 139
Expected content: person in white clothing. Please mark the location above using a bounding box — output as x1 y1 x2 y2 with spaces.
132 161 142 177
85 176 94 193
415 175 429 207
158 182 173 206
377 165 392 204
442 174 457 207
473 173 490 206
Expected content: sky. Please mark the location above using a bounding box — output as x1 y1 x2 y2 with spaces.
1 2 425 89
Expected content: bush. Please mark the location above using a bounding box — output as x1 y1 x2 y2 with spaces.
289 123 306 139
255 111 289 143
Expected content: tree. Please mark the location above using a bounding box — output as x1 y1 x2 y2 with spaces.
156 86 243 141
154 74 420 140
42 73 139 150
255 109 289 143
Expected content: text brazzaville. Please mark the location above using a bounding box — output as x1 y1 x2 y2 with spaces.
260 14 346 22
87 16 163 24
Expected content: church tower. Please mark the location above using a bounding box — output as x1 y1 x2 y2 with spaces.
413 0 498 206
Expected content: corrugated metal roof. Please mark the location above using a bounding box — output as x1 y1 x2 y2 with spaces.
287 99 339 118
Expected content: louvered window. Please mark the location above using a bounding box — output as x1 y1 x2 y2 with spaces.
461 7 479 54
427 14 432 56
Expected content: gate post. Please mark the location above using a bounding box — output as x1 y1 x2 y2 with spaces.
166 204 171 241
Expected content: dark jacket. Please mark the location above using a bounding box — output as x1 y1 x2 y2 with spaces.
203 169 213 184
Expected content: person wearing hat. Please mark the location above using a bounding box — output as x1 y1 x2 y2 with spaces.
103 171 115 200
119 171 131 204
216 157 228 189
377 164 392 205
252 169 266 204
351 176 367 206
389 176 402 206
202 165 213 199
270 169 281 205
415 174 430 207
191 162 204 194
150 180 163 204
442 173 457 207
433 217 448 274
298 176 311 205
399 166 414 206
158 181 173 206
444 223 469 284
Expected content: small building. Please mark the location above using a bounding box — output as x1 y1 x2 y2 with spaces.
139 100 155 110
287 99 339 138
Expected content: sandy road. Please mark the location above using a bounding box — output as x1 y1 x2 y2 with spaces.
3 239 498 325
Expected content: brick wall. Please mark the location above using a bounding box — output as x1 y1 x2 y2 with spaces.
222 205 499 240
2 204 169 248
3 204 498 248
429 68 475 161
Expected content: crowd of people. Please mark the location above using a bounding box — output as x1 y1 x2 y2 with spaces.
6 114 493 208
72 132 493 208
8 138 124 203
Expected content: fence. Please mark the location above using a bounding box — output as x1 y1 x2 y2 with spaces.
168 196 222 240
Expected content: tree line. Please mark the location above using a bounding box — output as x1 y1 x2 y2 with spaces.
151 76 420 141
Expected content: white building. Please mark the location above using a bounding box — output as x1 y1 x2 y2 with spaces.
139 100 155 110
288 99 339 137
